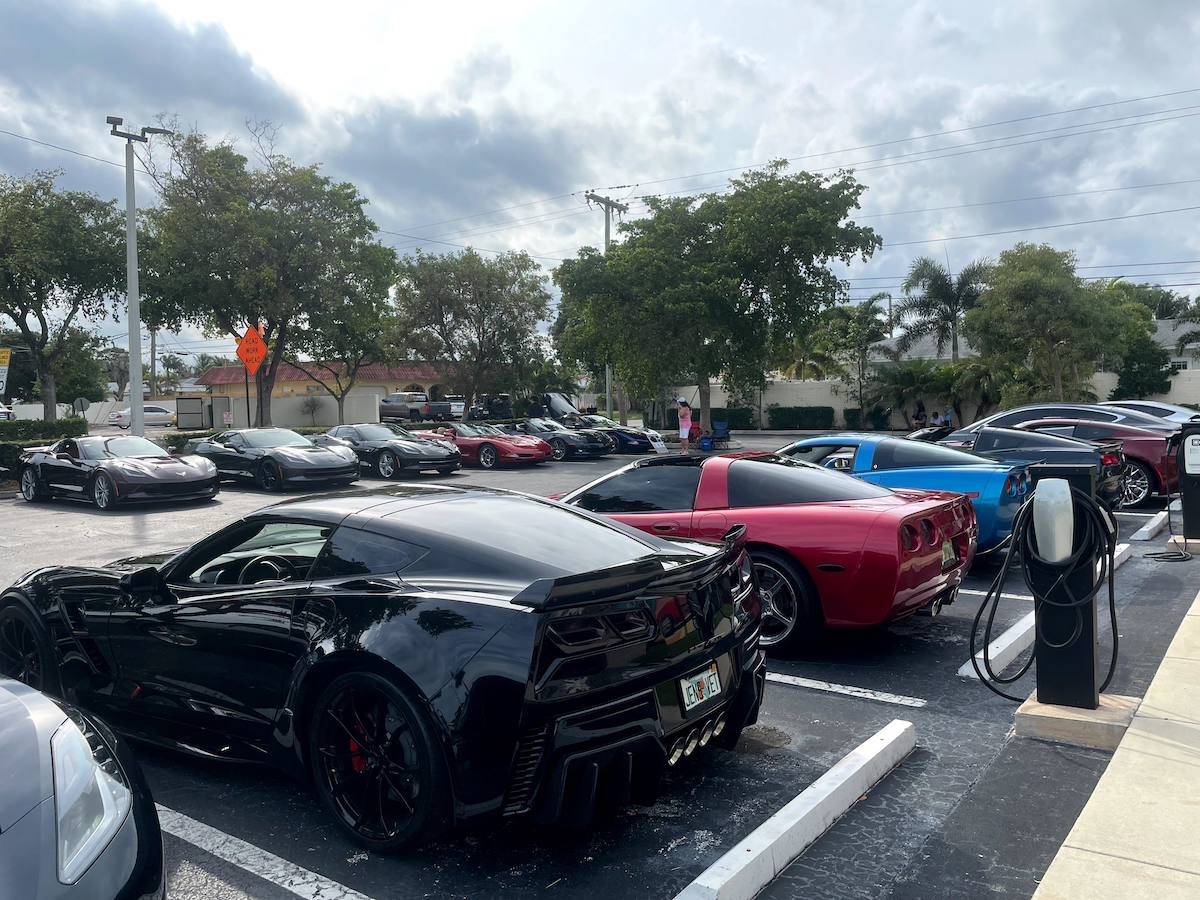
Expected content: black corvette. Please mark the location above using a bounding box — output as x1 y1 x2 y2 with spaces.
19 434 220 510
567 414 659 453
0 485 765 851
314 422 461 478
185 427 360 491
0 677 165 899
509 417 610 461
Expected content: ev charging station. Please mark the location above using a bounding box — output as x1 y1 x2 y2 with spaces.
1177 424 1200 541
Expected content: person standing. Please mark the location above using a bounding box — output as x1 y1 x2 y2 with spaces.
678 398 692 453
912 401 927 430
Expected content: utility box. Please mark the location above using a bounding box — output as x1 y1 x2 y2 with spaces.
1177 425 1200 541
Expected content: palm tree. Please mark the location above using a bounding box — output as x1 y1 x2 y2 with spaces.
894 257 991 362
871 358 940 427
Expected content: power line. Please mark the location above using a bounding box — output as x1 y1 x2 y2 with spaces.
0 128 123 168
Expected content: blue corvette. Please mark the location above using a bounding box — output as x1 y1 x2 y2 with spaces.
777 434 1030 553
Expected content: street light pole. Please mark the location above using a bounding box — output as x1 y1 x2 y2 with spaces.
108 117 170 437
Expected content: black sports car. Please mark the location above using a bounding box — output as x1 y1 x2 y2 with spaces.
565 414 661 453
18 434 220 510
509 417 610 460
185 427 360 491
0 676 165 899
0 485 765 851
314 422 462 478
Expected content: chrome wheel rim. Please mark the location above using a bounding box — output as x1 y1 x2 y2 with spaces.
93 476 112 509
754 562 799 647
315 684 422 842
479 446 497 468
20 468 37 501
0 611 44 689
1121 463 1150 507
550 440 566 461
378 452 396 478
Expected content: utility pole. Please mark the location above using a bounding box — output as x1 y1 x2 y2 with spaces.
584 192 629 420
108 116 171 436
149 330 157 398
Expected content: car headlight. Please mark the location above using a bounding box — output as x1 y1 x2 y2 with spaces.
51 712 131 885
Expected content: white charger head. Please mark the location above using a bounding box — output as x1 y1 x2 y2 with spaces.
1033 478 1074 564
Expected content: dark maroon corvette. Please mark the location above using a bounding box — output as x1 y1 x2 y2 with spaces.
0 484 764 851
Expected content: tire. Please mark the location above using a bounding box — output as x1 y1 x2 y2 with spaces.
308 671 451 852
377 450 399 479
477 444 498 469
600 433 617 453
19 467 48 503
0 599 59 695
409 412 422 423
1121 459 1154 508
257 460 283 492
549 438 567 462
91 472 116 510
749 549 822 653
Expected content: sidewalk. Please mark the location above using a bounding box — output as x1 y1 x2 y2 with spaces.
1033 588 1200 898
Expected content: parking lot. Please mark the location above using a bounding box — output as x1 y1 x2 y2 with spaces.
4 432 1198 900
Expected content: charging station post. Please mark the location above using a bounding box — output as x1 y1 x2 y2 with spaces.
1177 424 1200 541
1027 465 1100 709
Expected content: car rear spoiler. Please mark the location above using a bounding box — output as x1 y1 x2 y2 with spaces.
512 524 749 611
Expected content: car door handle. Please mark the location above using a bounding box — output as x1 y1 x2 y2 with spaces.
146 624 197 646
652 522 678 533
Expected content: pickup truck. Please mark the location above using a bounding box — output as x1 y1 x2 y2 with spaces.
379 392 453 422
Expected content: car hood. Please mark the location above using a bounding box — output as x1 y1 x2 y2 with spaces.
383 439 455 455
106 454 213 476
270 445 353 463
0 679 65 831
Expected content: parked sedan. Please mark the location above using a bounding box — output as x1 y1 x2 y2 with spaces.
108 405 174 428
413 423 551 468
184 427 360 490
1012 418 1178 507
0 676 165 899
0 401 13 421
316 422 461 478
509 417 610 461
18 434 220 510
0 485 765 850
559 453 977 651
943 402 1178 439
778 434 1024 553
1100 399 1200 424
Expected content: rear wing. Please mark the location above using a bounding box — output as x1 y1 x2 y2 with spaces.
512 525 748 611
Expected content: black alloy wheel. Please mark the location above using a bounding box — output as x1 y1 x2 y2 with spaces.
19 467 47 502
600 433 617 453
377 450 398 479
91 472 116 510
309 672 449 852
549 438 567 461
750 550 822 652
1121 459 1154 508
257 460 283 492
0 602 55 694
477 444 498 469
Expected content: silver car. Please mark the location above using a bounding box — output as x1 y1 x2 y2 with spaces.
1101 399 1200 424
108 405 174 428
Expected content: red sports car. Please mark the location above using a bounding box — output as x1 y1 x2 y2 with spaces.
556 452 977 652
412 422 551 469
1012 418 1178 508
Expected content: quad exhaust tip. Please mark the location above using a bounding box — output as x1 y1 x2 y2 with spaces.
684 729 700 757
668 714 727 765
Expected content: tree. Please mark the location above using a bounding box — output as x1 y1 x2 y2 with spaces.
394 249 550 419
894 256 990 361
1111 333 1173 399
826 295 888 420
965 243 1148 401
143 128 390 426
937 357 1012 423
0 327 106 405
193 353 234 374
871 357 941 427
1104 279 1192 319
0 171 123 418
299 394 325 426
779 313 844 381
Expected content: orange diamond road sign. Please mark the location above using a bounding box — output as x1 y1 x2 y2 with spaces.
236 326 268 377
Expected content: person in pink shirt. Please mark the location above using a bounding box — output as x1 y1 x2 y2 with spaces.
677 398 692 453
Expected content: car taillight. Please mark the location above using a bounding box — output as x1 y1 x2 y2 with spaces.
1101 454 1120 467
424 404 430 412
920 518 938 545
1003 475 1016 495
900 523 919 551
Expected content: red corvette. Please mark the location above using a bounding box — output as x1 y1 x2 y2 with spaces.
1012 418 1178 508
556 453 977 651
412 422 551 469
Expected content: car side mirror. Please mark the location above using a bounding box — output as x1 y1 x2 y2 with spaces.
119 566 167 599
55 452 72 461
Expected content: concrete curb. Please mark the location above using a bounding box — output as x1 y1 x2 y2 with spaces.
674 719 916 900
1114 542 1132 569
1130 510 1168 541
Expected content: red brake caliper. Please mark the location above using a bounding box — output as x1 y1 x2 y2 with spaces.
350 738 366 772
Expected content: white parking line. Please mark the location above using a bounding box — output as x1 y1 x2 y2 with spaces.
766 672 928 708
1131 510 1168 540
157 805 374 900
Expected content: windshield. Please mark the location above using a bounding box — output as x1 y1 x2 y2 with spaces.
359 423 414 440
81 436 169 459
474 424 506 436
243 430 312 448
582 415 619 427
527 418 566 432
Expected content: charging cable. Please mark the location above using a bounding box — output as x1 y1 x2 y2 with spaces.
970 486 1119 701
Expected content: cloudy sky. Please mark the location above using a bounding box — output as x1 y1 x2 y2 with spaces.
3 0 1200 358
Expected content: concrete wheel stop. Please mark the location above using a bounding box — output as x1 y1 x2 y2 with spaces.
1014 692 1141 751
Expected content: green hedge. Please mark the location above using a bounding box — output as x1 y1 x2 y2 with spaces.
767 406 836 430
843 408 863 429
0 439 56 472
0 417 88 441
867 406 891 430
158 425 333 453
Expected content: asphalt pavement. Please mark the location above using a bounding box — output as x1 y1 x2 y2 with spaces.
2 434 1195 900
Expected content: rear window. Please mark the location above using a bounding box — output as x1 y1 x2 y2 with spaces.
870 439 983 469
727 455 893 507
